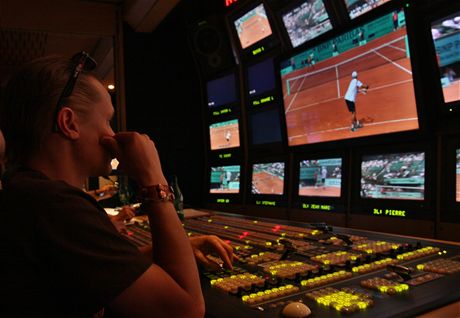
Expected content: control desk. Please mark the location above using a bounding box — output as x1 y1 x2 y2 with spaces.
124 210 460 318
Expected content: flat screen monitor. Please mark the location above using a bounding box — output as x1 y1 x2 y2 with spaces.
299 158 342 197
251 162 285 195
345 0 392 20
210 165 241 193
247 57 276 97
457 148 460 202
361 152 425 201
430 11 460 105
281 0 332 48
233 3 273 50
249 108 282 145
280 9 419 146
209 119 240 150
206 72 238 108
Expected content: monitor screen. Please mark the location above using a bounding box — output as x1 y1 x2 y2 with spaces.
234 3 273 50
251 162 285 195
249 108 282 145
247 57 276 97
210 165 241 193
280 9 419 146
281 0 332 48
430 11 460 105
299 158 342 197
361 152 425 200
209 119 240 150
207 73 238 108
346 0 392 20
457 148 460 202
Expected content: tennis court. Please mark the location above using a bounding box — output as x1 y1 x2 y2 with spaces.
282 27 419 146
252 171 284 194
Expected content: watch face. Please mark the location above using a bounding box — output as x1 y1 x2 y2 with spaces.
159 189 167 199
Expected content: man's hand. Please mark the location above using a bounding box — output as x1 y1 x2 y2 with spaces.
100 132 167 187
189 235 234 271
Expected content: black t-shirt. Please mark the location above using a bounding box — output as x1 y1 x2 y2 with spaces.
0 169 151 317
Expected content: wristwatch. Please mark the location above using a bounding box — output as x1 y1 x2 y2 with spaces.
139 184 175 203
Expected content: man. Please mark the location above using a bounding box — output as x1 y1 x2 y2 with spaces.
0 53 232 317
344 71 369 132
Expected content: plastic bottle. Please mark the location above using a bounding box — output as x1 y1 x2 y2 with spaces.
171 175 185 221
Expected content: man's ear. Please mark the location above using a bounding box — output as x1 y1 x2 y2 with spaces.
56 107 80 140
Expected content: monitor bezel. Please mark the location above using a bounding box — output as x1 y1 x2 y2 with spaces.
246 156 289 207
423 1 460 115
206 161 244 205
205 68 241 118
439 134 460 223
276 3 428 151
291 151 348 213
351 142 434 220
226 0 280 60
276 0 336 50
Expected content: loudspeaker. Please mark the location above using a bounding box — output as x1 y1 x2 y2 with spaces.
188 15 236 77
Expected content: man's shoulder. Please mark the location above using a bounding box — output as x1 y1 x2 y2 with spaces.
2 169 96 211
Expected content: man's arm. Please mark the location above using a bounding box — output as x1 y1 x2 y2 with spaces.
101 132 204 318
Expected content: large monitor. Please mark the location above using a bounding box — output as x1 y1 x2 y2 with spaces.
430 10 460 108
233 3 273 50
361 152 425 201
251 162 285 195
280 9 419 146
298 158 342 198
209 165 241 194
280 0 333 48
345 0 393 20
209 119 240 150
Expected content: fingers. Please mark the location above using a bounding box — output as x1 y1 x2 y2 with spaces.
204 236 234 271
193 249 221 271
100 136 121 159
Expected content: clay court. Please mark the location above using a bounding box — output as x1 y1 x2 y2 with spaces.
299 186 341 197
252 171 284 194
210 123 239 150
238 12 271 49
282 27 419 146
443 80 460 103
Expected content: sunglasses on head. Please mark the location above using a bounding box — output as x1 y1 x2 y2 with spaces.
52 51 97 132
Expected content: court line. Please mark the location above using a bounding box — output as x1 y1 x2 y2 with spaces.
335 66 340 98
286 35 406 83
285 75 308 113
372 49 412 75
286 79 413 114
288 117 418 141
388 44 406 53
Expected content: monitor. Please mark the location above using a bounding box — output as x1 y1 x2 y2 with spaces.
280 9 419 146
209 119 240 150
361 152 425 201
233 3 273 50
298 158 342 197
345 0 392 20
281 0 333 48
430 10 460 106
457 148 460 202
247 57 276 97
251 162 285 195
210 165 241 194
206 72 238 109
249 108 283 146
